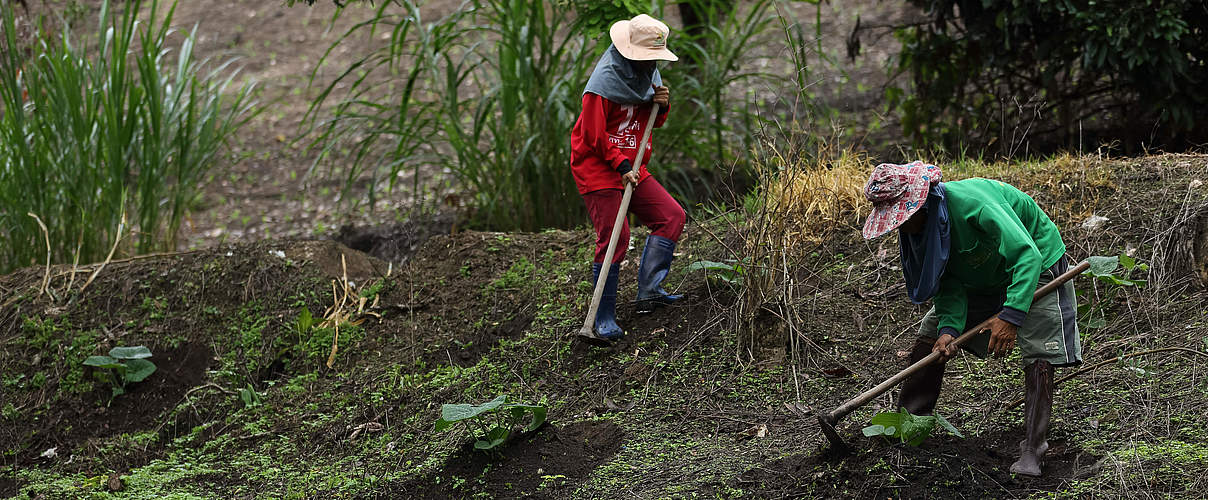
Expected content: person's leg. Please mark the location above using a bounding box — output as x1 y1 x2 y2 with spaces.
627 177 687 313
1012 257 1081 476
897 310 945 415
901 294 1001 414
583 189 631 338
1011 359 1053 476
583 189 631 265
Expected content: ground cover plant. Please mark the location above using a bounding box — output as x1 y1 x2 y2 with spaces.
434 395 548 450
862 409 963 447
1 155 1206 499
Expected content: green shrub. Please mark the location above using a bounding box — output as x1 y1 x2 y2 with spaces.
0 0 257 273
305 0 796 231
894 0 1208 155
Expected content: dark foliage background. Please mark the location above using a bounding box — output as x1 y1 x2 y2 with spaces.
893 0 1208 156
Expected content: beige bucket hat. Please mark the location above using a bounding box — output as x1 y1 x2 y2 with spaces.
610 14 679 62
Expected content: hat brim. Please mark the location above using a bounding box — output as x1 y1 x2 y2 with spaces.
610 20 679 62
861 175 930 239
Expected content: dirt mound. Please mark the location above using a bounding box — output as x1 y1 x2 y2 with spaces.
334 211 460 266
399 421 624 498
284 239 392 283
737 430 1097 498
1 239 389 496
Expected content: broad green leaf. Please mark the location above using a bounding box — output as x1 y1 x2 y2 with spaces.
862 424 886 437
83 355 118 367
899 412 937 446
1098 275 1142 287
434 418 455 432
1085 256 1119 277
474 426 510 450
296 307 315 334
1119 254 1136 270
1084 313 1106 329
870 411 905 429
686 260 735 273
882 426 897 436
508 404 548 432
440 395 508 423
935 413 964 438
123 359 157 382
109 346 153 360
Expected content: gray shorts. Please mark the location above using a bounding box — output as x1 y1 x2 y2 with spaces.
919 256 1082 367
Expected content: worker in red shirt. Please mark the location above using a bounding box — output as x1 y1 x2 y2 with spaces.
570 14 686 341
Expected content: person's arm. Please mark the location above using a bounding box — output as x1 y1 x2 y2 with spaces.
653 86 670 128
933 275 967 340
930 275 967 361
580 93 631 174
976 204 1045 326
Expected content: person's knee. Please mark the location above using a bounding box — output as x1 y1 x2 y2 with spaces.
657 206 686 241
671 204 686 227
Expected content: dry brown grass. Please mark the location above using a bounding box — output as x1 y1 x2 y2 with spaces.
757 146 870 253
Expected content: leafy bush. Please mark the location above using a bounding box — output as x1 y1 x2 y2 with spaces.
434 395 547 450
0 0 257 273
862 408 963 447
1079 254 1148 329
894 0 1208 155
83 346 157 399
305 0 595 231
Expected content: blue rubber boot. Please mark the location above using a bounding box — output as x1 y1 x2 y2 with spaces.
592 262 625 340
635 235 683 314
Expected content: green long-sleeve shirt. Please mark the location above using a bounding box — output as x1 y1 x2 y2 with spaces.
933 178 1066 337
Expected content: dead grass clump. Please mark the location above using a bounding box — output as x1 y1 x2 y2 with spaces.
754 145 869 251
723 141 869 363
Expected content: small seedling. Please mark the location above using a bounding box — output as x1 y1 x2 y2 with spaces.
294 307 316 336
83 346 157 400
434 395 547 450
862 408 963 447
239 383 263 408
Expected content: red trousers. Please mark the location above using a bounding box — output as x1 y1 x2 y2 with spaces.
583 176 686 264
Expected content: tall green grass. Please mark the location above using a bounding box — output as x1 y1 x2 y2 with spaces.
306 0 811 231
0 0 256 274
306 0 595 231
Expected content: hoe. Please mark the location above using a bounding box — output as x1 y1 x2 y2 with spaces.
817 260 1090 450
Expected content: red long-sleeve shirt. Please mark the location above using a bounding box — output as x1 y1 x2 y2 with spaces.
570 92 669 195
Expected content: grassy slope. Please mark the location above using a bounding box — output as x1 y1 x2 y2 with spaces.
2 155 1208 499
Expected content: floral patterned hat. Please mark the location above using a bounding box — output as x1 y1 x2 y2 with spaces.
861 161 942 239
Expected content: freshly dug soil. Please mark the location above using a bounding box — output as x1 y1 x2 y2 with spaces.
399 421 625 497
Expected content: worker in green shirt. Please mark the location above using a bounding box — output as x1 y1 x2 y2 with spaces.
862 161 1082 477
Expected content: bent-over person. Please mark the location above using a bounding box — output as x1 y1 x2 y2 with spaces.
861 162 1081 477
